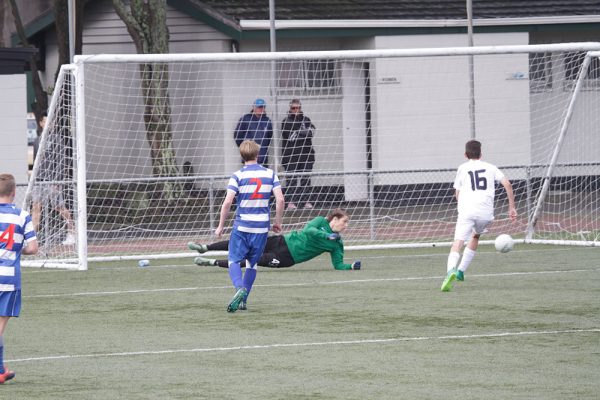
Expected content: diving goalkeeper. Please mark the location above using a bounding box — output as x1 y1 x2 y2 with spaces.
189 209 361 271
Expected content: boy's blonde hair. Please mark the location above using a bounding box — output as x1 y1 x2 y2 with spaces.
239 140 260 162
0 173 16 197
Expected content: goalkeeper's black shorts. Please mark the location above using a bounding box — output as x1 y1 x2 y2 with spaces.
260 235 295 268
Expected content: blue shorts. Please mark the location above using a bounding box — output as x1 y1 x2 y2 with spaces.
228 229 268 269
0 290 21 317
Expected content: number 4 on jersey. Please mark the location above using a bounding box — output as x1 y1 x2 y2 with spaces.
0 224 15 250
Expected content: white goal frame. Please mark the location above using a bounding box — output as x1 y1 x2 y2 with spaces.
24 42 600 270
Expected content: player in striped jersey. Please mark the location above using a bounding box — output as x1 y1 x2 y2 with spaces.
0 174 39 383
215 140 284 312
441 140 516 292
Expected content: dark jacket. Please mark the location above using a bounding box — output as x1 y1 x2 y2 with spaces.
281 113 316 171
234 112 273 165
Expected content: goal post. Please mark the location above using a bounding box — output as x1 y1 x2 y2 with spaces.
25 43 600 269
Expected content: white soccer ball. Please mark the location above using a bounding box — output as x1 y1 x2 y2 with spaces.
494 234 514 253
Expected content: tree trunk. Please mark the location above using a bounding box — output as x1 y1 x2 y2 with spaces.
0 3 5 47
113 0 182 203
7 0 48 124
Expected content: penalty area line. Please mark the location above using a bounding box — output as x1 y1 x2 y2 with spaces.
8 328 599 364
24 267 599 298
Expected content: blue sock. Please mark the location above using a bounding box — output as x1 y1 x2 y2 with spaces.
0 336 4 374
242 268 257 298
228 261 243 289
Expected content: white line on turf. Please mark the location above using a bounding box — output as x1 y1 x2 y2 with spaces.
20 245 594 274
8 328 599 364
24 267 599 298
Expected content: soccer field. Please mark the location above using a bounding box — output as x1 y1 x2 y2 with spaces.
5 245 600 399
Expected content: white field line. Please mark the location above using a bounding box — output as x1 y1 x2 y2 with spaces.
21 245 593 273
8 328 600 364
24 267 599 298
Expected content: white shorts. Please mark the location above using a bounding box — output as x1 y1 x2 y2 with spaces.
454 215 493 242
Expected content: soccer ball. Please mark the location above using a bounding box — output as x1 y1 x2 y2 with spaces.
494 234 514 253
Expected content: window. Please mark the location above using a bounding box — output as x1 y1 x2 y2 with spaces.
277 60 341 96
529 52 553 92
564 52 600 89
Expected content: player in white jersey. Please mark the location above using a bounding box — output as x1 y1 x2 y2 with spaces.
215 140 284 312
441 140 516 292
0 174 39 383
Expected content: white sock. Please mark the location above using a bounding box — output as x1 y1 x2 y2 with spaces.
458 248 476 272
447 251 460 272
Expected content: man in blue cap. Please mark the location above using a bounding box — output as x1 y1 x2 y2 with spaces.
233 98 273 166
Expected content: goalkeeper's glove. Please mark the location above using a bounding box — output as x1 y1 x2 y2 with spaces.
327 233 341 241
351 261 361 270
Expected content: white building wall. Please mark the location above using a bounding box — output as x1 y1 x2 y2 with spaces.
43 0 234 183
371 33 530 184
0 74 29 187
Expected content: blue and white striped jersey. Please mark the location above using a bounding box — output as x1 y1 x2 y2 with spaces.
0 203 37 291
227 164 280 234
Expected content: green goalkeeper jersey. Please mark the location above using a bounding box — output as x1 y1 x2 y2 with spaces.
284 216 352 270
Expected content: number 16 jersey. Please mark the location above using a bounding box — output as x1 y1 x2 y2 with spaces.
453 159 505 220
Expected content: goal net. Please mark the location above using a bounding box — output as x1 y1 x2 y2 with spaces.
25 44 600 269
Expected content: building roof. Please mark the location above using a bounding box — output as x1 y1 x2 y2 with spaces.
14 0 600 44
0 47 38 74
192 0 600 21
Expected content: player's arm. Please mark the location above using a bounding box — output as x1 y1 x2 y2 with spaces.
233 117 246 146
500 177 517 222
22 216 39 255
22 238 39 255
330 244 359 270
303 217 331 239
272 186 284 233
215 190 236 237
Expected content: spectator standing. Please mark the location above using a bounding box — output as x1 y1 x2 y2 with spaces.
30 113 76 245
281 99 316 210
233 98 273 166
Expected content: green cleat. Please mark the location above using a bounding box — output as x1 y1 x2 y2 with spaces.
441 268 457 292
194 256 216 266
188 242 208 253
238 292 249 310
227 288 247 313
456 270 464 281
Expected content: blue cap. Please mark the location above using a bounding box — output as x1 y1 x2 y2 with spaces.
254 98 266 107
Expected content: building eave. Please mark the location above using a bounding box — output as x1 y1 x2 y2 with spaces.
240 15 600 30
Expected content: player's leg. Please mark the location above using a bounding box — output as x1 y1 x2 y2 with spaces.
52 186 76 245
188 239 229 254
58 206 76 244
298 173 313 208
456 219 491 281
442 217 471 291
30 201 41 233
194 236 283 267
0 290 20 383
30 186 43 232
286 174 299 210
226 231 246 291
258 235 295 268
238 233 268 310
226 230 261 312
